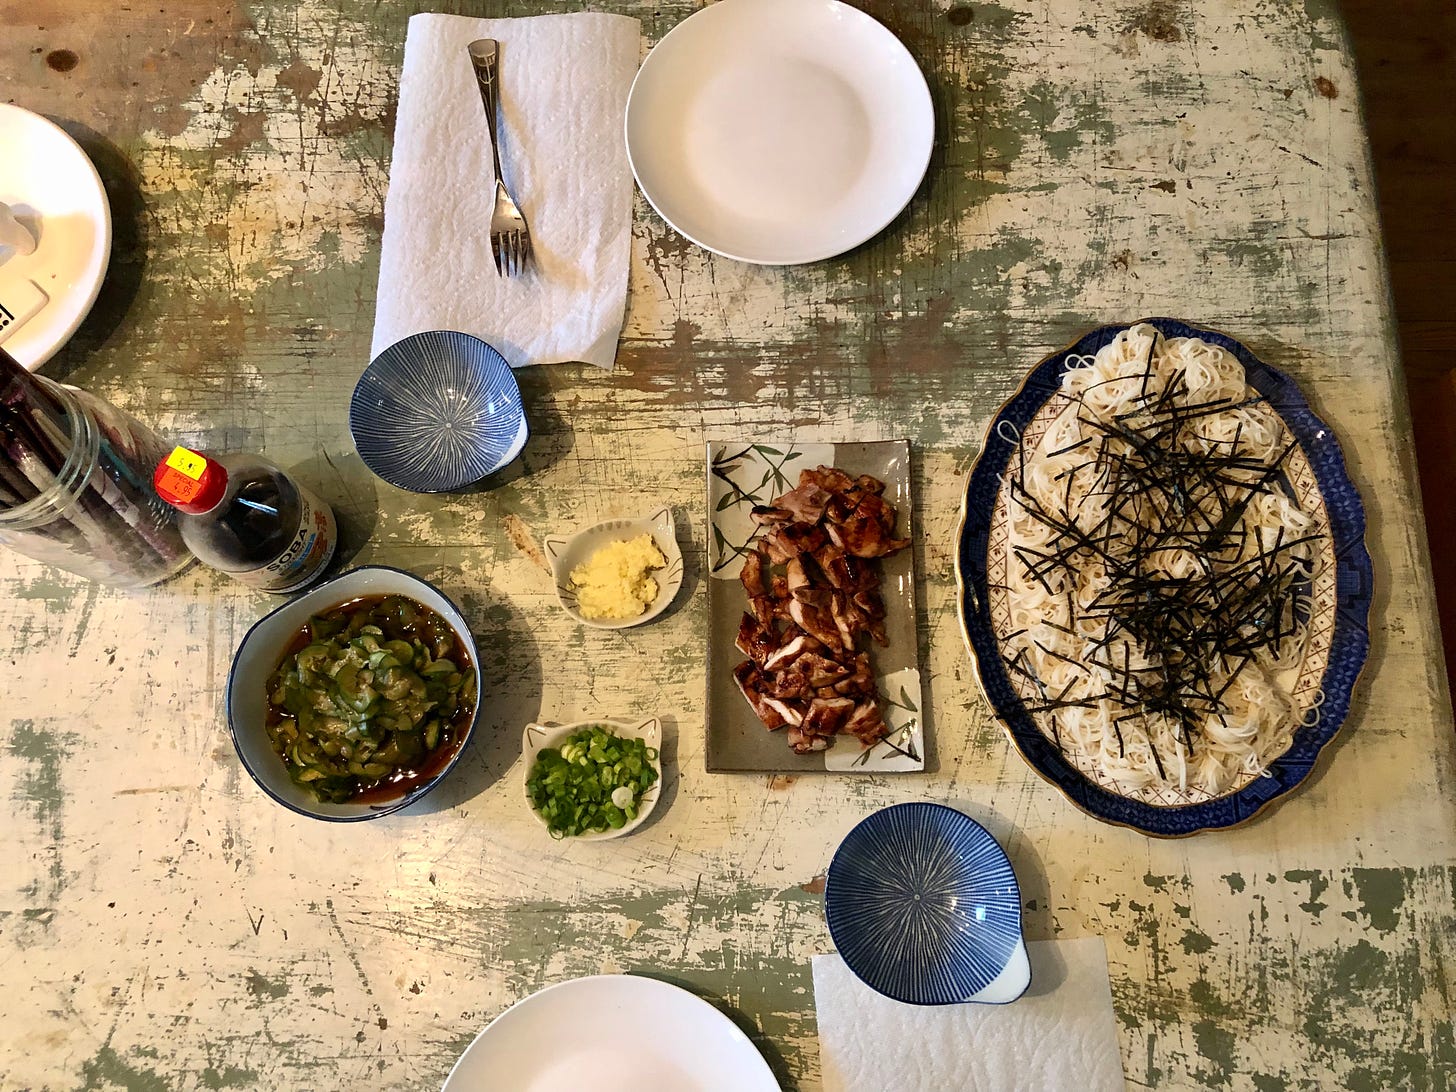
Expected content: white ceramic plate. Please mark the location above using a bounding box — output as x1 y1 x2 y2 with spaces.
0 104 112 370
625 0 933 265
542 507 684 629
521 717 663 840
441 974 780 1091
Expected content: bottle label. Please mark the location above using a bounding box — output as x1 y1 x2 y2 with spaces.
230 485 338 593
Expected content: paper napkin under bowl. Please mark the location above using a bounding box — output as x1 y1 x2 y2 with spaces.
373 12 641 370
813 938 1126 1092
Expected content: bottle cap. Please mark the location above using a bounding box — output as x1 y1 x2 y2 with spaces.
154 446 228 514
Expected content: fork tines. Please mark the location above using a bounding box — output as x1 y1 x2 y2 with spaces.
491 227 531 277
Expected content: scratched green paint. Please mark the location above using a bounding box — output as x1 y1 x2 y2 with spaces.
1179 928 1214 955
1217 237 1291 283
425 881 824 1091
81 1046 170 1092
1186 979 1234 1020
7 577 84 608
8 720 73 814
9 719 78 903
244 971 290 1000
198 1066 261 1090
1349 867 1406 933
1250 1074 1290 1092
1298 0 1346 53
1191 1019 1238 1085
1331 938 1389 991
1103 865 1453 1089
1018 79 1117 164
1284 867 1330 916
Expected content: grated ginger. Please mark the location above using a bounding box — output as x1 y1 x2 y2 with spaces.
570 534 667 620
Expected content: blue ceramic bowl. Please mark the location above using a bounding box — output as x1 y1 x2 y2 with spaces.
350 330 528 493
825 803 1029 1005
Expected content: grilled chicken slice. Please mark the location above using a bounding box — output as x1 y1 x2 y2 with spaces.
801 696 856 737
736 613 777 667
826 514 911 559
844 699 888 745
733 662 803 730
740 547 767 598
762 632 813 673
802 466 855 493
852 588 886 620
797 652 852 688
775 480 832 524
786 727 830 753
785 556 812 599
759 524 829 565
789 599 844 653
730 466 909 753
833 653 875 697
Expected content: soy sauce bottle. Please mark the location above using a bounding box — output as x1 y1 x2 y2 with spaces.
152 446 337 593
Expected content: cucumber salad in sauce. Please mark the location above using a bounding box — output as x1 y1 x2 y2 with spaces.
266 595 476 803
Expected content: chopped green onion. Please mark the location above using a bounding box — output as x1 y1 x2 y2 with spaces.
525 725 660 838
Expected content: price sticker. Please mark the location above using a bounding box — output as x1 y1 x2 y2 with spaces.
156 446 209 504
165 446 207 480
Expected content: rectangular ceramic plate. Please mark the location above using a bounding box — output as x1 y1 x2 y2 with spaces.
705 440 924 773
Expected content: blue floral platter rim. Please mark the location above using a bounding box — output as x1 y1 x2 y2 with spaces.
954 318 1374 837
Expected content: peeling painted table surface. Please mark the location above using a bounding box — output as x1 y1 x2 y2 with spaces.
3 1 1455 1089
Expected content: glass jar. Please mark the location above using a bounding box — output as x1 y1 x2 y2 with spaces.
0 376 192 587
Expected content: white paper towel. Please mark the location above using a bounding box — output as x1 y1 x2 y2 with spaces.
373 12 641 369
814 938 1126 1092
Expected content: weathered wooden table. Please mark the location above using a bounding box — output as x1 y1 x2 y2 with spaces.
4 2 1453 1089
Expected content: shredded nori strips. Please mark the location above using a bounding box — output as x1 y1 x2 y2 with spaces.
1005 351 1314 783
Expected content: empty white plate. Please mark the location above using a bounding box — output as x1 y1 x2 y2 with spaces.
0 104 112 371
441 975 780 1091
625 0 933 265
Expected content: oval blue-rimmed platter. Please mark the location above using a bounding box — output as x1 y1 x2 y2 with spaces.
955 318 1373 837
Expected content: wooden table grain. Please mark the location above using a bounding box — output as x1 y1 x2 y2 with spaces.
3 2 1453 1089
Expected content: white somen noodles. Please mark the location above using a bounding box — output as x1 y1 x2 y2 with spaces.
999 324 1319 797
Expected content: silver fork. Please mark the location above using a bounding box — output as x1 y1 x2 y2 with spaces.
467 38 532 276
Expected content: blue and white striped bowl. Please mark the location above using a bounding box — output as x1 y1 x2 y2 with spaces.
825 803 1030 1005
349 331 528 493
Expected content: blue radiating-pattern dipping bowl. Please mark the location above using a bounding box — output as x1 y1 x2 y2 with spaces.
350 330 528 493
825 803 1031 1006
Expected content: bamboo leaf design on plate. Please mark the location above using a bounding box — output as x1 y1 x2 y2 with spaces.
851 722 921 767
880 686 920 713
752 444 801 495
710 445 806 572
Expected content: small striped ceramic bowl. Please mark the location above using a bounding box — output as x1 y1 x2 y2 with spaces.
349 330 528 493
825 802 1031 1005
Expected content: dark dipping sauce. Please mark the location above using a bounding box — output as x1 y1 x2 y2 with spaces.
266 594 476 805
